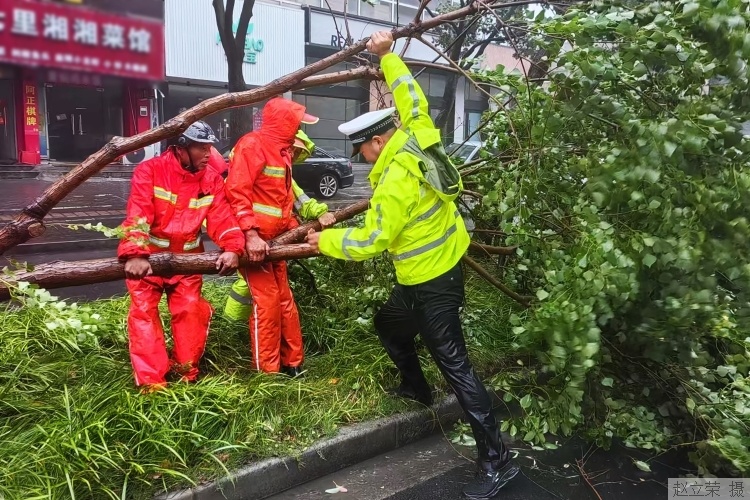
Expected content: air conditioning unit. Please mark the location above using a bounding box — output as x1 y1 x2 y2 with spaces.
123 144 159 165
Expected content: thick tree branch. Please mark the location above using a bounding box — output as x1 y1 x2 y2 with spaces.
270 200 369 247
469 241 517 256
462 255 531 307
0 246 320 301
213 0 234 60
235 0 255 52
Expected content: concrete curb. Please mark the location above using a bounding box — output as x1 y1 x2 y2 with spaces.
159 394 467 500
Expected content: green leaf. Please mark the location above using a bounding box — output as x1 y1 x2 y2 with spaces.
682 2 699 17
633 62 648 77
536 289 550 301
634 460 651 472
686 398 696 413
642 254 657 268
601 377 614 387
663 141 677 157
520 394 532 409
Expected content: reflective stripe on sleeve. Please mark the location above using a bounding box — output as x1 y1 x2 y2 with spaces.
149 234 170 248
262 166 286 178
391 75 421 118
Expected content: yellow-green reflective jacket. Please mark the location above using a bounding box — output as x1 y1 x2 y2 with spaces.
318 53 469 285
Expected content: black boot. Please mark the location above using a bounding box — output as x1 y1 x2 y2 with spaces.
386 381 433 406
462 461 519 499
281 365 305 378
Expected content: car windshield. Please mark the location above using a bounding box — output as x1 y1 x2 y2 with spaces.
447 143 477 161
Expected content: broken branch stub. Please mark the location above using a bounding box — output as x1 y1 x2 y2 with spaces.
0 0 499 255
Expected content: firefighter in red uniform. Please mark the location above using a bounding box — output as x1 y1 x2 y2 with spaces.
225 97 320 376
118 121 246 392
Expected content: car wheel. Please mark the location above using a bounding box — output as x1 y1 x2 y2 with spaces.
317 173 339 199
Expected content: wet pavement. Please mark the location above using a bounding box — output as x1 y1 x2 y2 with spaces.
269 417 692 500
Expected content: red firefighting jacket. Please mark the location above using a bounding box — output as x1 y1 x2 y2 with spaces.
118 147 245 259
225 98 306 240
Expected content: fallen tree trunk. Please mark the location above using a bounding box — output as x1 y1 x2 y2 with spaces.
0 0 524 256
0 245 319 301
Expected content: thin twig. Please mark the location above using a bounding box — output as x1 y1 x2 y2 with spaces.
470 228 507 236
576 458 604 500
400 0 432 57
417 34 523 150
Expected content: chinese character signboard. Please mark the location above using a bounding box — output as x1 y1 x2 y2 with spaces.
20 78 41 164
0 0 164 81
23 83 38 134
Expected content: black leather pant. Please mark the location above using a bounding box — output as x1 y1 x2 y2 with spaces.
374 263 510 470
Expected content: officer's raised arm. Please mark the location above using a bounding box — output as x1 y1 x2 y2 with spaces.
368 31 433 131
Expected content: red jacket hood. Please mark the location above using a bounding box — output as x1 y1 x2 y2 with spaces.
259 97 307 147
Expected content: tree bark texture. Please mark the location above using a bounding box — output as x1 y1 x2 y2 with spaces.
0 0 504 256
0 245 320 301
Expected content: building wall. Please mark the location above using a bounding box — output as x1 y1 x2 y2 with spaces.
479 43 529 75
164 0 305 86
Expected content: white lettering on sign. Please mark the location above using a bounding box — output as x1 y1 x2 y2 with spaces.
43 14 69 41
12 9 38 37
102 23 125 49
73 19 98 45
128 27 151 53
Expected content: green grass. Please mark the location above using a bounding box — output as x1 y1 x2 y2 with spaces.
0 257 519 499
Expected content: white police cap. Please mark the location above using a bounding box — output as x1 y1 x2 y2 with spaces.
338 107 396 156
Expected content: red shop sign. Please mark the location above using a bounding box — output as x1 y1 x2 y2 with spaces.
0 0 164 81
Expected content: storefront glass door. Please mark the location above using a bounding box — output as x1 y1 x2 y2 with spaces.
0 79 17 164
45 84 107 163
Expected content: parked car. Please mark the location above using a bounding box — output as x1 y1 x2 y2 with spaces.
220 145 354 199
446 141 484 164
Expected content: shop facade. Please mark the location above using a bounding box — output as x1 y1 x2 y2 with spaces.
0 0 164 166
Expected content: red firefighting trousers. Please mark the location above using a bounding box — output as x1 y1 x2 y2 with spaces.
126 274 213 386
240 261 303 373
